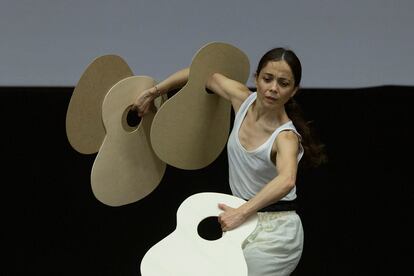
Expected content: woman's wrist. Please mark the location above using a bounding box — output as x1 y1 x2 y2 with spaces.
149 85 162 98
238 203 253 219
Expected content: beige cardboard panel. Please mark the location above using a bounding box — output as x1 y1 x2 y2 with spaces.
150 42 250 170
66 55 133 154
140 192 258 276
91 76 166 207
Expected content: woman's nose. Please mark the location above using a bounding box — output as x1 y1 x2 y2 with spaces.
269 81 278 92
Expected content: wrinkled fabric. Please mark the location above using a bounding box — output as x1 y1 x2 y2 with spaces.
242 211 304 276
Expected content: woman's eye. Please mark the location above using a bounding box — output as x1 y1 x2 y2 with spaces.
263 77 272 82
279 81 289 87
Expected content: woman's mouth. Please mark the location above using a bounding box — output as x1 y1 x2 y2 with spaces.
265 96 277 102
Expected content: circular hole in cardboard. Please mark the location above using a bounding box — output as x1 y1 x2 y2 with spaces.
197 216 223 241
122 106 141 132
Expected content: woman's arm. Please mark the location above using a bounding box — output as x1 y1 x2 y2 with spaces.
133 69 250 116
206 73 250 113
133 68 189 116
155 68 190 96
218 131 300 231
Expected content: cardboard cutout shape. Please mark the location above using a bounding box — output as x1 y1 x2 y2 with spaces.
140 192 258 276
91 76 166 206
150 42 250 170
66 55 133 154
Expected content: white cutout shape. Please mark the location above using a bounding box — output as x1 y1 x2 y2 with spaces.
140 192 258 276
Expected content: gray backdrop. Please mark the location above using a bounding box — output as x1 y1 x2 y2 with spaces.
1 0 413 88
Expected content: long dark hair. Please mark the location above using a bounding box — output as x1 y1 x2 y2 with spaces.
256 47 327 169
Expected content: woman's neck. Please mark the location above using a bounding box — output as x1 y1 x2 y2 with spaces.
251 99 289 128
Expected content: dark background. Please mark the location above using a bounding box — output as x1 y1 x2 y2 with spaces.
2 86 413 275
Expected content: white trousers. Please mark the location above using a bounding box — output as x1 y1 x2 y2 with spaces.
242 211 304 276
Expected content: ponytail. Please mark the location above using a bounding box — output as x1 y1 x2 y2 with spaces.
285 97 327 169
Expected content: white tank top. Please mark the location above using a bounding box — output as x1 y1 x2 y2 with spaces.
227 92 304 201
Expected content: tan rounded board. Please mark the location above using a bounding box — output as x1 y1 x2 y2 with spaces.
150 42 250 170
91 76 166 207
140 192 258 276
66 55 134 154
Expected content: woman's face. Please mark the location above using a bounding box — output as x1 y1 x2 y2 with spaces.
255 60 298 107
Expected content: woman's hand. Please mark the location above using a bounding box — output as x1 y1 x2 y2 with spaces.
218 203 247 232
132 86 158 117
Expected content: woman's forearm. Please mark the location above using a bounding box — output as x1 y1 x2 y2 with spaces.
133 68 190 116
154 68 189 97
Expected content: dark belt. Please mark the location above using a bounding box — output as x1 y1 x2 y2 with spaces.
246 198 298 212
